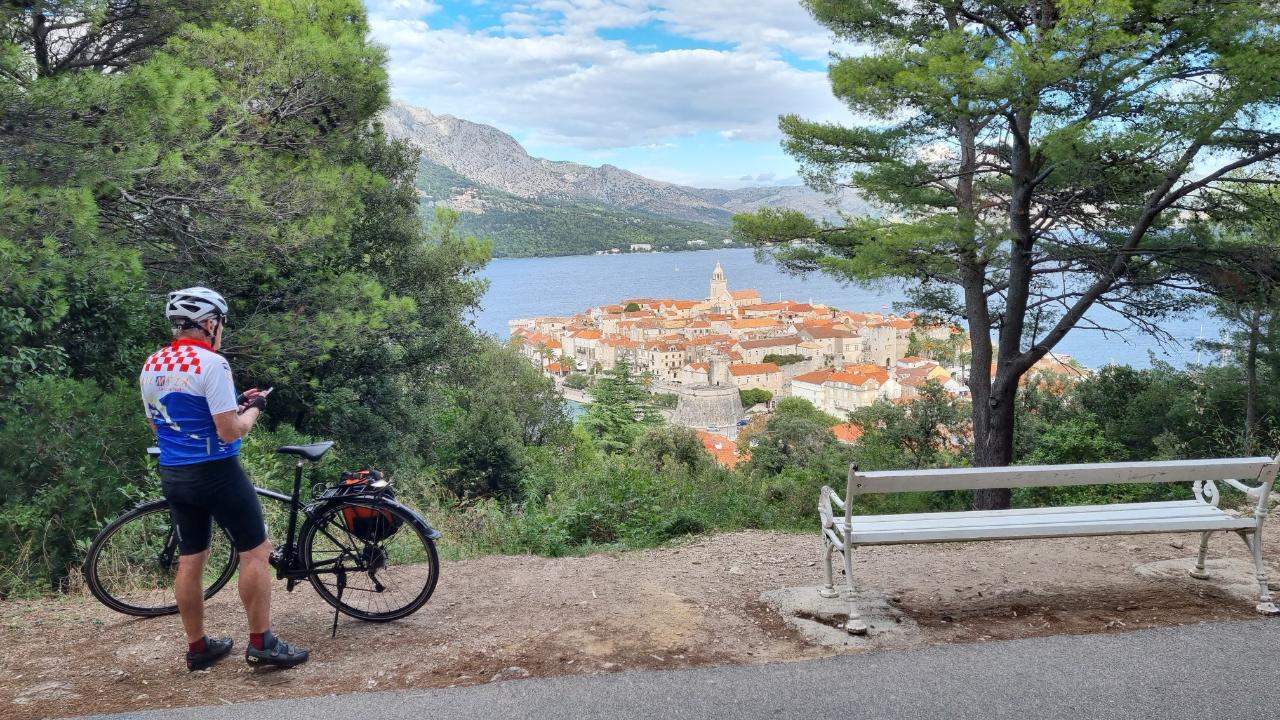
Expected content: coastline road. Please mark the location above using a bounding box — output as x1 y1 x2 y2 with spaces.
81 617 1277 720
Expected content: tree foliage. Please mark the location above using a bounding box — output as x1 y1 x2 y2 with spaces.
848 382 970 471
739 388 773 407
581 358 661 452
735 0 1280 508
0 0 558 592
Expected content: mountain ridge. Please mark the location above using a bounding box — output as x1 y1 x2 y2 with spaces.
382 100 868 256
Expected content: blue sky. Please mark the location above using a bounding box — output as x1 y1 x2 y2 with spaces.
364 0 854 188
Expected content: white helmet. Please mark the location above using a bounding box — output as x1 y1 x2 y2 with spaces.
166 286 228 326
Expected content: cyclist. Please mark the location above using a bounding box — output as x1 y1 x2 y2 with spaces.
139 287 309 671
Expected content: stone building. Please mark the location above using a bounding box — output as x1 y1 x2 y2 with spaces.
672 358 745 438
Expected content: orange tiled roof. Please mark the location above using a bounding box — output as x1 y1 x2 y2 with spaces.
730 289 761 299
832 423 864 444
686 333 736 346
601 336 640 349
827 371 876 387
842 363 891 384
728 318 780 330
803 326 857 339
573 329 603 340
696 431 746 468
728 362 781 376
738 336 801 350
792 369 835 385
897 366 945 387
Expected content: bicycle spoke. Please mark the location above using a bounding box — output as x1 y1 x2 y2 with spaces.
88 504 236 616
304 502 437 619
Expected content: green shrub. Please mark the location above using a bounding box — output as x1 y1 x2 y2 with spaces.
0 377 154 596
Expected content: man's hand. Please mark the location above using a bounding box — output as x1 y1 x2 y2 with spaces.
237 387 272 415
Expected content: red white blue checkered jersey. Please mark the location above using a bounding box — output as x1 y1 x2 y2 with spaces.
139 338 241 466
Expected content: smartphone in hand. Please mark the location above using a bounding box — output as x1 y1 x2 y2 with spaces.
237 387 274 414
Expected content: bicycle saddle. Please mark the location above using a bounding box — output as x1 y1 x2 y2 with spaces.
276 441 335 461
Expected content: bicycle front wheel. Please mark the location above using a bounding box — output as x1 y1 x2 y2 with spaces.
82 499 239 617
301 500 439 621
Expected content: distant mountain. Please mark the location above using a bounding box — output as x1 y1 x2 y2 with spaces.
382 100 869 257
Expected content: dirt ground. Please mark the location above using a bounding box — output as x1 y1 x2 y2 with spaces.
3 529 1273 719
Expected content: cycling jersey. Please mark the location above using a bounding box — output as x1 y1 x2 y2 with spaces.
139 338 241 466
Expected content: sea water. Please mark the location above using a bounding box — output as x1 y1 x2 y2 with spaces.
474 248 1225 370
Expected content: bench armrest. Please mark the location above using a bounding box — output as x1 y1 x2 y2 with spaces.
819 485 845 526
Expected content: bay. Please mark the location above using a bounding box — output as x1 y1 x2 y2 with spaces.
473 247 1225 370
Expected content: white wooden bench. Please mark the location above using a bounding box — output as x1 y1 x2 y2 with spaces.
819 456 1280 634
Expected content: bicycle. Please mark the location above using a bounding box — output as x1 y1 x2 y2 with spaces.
81 441 441 629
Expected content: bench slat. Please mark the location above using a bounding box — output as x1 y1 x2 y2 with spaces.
841 499 1203 525
834 502 1236 532
849 457 1275 494
845 516 1255 544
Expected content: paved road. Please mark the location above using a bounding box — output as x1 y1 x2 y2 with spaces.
84 619 1276 720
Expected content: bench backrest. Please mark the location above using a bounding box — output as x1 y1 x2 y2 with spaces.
847 457 1279 496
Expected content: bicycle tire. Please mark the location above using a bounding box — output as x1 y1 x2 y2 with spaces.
300 499 439 622
83 499 239 617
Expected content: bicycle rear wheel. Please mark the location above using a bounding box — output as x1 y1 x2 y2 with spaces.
301 500 439 621
83 499 238 617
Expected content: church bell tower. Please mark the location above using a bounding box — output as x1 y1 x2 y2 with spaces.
709 262 728 309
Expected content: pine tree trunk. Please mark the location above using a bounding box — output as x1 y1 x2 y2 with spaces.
1245 309 1260 455
972 380 1017 510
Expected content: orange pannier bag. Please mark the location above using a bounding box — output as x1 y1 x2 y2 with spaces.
336 469 402 542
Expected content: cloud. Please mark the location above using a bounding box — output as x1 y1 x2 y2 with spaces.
652 0 838 60
755 172 775 181
508 1 841 59
369 16 849 149
366 0 442 20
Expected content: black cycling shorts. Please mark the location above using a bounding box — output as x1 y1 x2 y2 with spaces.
160 456 268 555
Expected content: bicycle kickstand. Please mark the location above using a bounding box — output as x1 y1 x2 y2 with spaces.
331 575 346 639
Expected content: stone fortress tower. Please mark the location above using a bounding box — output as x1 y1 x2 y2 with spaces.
671 267 746 436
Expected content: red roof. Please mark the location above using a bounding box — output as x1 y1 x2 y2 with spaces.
728 362 781 376
696 431 746 468
827 371 876 387
832 423 864 444
842 363 891 384
803 327 856 339
792 369 834 385
739 335 801 350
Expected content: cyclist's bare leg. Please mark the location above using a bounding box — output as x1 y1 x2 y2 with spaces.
175 549 209 643
238 540 272 633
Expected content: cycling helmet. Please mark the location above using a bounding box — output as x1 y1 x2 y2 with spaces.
166 287 228 326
